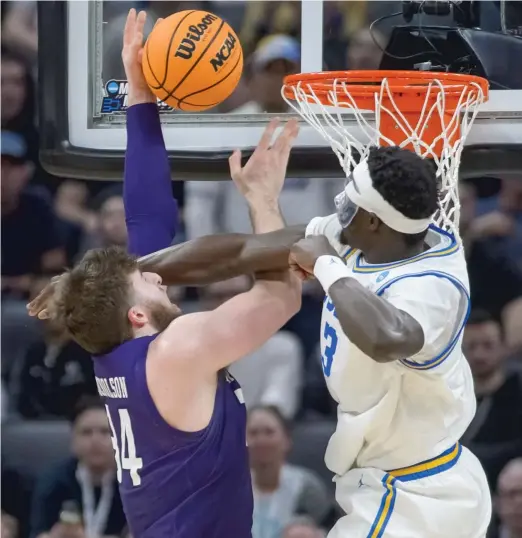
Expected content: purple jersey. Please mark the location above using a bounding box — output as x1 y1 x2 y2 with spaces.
92 335 253 538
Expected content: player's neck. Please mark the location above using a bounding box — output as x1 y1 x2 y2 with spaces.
362 241 427 265
473 368 506 397
252 464 282 493
133 325 159 339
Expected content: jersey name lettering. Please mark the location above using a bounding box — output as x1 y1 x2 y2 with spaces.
96 376 128 399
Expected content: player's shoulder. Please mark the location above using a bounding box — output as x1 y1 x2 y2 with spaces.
306 214 338 237
151 312 212 365
380 272 463 308
306 214 350 256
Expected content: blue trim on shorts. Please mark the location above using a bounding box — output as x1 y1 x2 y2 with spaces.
366 443 462 537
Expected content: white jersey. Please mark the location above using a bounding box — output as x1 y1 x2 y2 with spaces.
306 214 476 475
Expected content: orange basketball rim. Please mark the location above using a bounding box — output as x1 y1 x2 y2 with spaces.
283 70 489 158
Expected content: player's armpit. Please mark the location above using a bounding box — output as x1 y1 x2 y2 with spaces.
153 274 301 372
138 224 306 286
328 278 425 363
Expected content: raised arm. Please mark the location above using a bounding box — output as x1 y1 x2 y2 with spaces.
122 10 178 257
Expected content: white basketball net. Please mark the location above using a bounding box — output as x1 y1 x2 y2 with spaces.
282 77 486 239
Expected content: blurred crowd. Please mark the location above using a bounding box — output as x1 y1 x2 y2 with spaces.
2 2 522 538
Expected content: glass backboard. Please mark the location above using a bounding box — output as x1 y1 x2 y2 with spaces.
38 0 522 180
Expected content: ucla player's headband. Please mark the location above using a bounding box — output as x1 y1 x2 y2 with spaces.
335 160 433 235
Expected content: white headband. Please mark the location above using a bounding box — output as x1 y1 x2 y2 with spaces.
345 160 433 234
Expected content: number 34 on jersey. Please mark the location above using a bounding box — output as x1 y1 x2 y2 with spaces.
105 406 143 486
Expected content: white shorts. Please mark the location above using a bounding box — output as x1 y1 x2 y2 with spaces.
329 444 491 538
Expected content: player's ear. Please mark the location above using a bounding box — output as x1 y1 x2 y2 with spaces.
367 213 381 232
128 306 147 328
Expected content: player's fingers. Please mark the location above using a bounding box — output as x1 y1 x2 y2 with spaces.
228 149 242 179
133 11 146 47
154 17 164 28
123 8 136 48
272 118 299 156
289 260 310 281
37 309 50 320
27 296 47 316
134 31 144 50
255 118 280 153
135 10 147 38
27 279 56 315
27 289 46 310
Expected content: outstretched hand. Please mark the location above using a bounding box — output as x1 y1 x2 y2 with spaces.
26 275 62 320
122 9 161 105
229 118 299 204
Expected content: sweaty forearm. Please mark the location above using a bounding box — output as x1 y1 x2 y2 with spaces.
139 225 306 286
327 277 424 362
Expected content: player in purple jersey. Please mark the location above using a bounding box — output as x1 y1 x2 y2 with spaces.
27 10 301 538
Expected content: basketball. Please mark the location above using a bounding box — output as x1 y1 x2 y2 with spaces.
142 11 243 111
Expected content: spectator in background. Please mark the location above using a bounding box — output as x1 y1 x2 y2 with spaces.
76 185 127 258
1 512 19 538
301 343 336 419
248 406 331 538
461 310 522 490
239 2 301 56
201 276 304 419
30 397 126 538
54 181 97 238
490 458 522 538
459 181 522 351
1 131 65 299
1 131 66 381
1 2 38 64
233 34 300 115
282 516 326 538
472 177 522 352
2 463 30 538
16 317 97 419
239 1 370 57
345 28 384 70
53 181 97 266
474 177 522 268
1 49 39 167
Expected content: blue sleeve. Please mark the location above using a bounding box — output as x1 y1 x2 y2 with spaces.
124 103 178 257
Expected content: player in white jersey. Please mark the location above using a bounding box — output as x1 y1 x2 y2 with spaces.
285 147 492 538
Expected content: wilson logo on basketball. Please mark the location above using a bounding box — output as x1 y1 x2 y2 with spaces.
210 33 238 72
174 13 219 60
